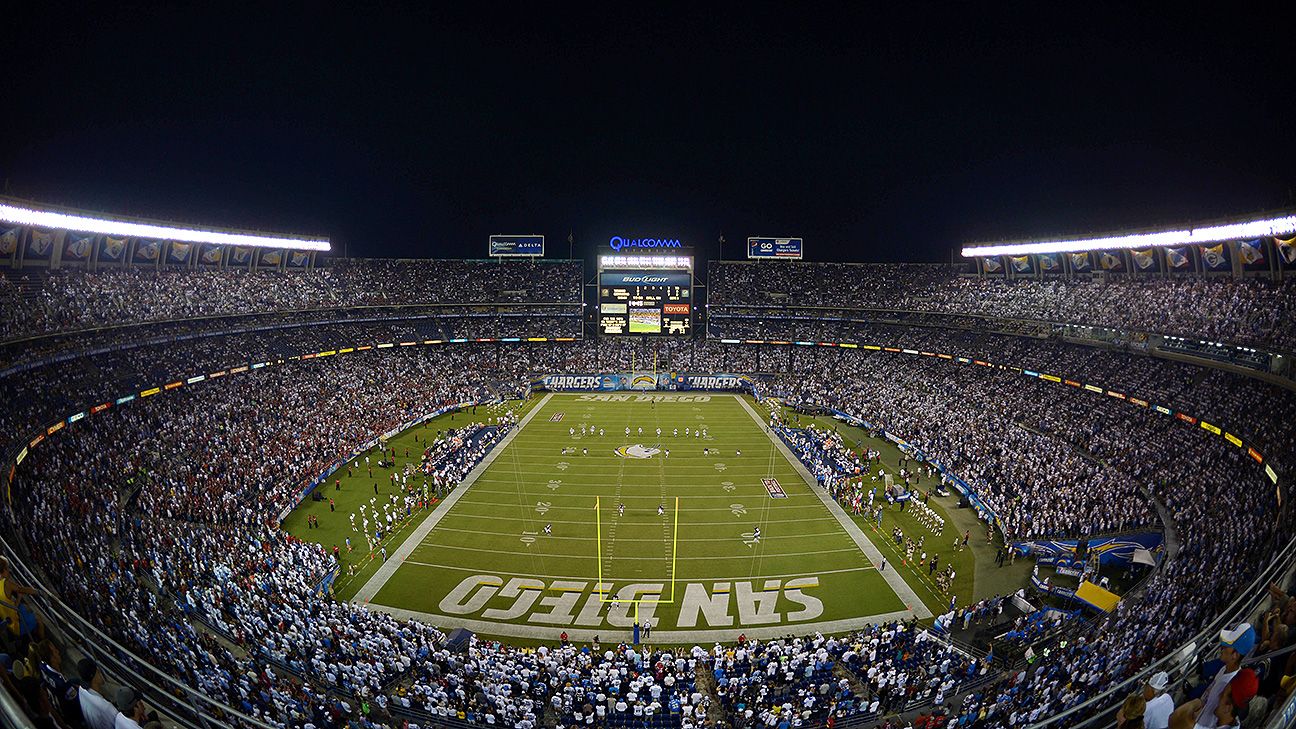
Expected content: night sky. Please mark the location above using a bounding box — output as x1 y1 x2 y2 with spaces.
2 3 1292 264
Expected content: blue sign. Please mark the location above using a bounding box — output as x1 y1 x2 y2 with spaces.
609 236 682 251
674 374 749 391
747 237 804 259
490 234 544 257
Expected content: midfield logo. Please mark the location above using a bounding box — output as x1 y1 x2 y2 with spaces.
615 444 661 459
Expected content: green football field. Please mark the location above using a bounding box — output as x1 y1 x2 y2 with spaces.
331 392 931 643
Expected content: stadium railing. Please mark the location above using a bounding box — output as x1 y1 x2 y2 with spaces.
0 686 34 729
1026 531 1296 728
0 535 280 729
1268 684 1296 728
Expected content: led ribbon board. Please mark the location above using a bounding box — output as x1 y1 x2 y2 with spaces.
962 212 1296 258
0 201 330 251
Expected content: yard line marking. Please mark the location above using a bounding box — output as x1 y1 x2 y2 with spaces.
463 486 819 500
397 561 878 581
425 525 849 542
350 392 555 604
409 543 863 559
424 514 841 526
447 503 825 513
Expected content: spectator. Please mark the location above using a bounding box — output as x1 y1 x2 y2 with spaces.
1144 671 1175 729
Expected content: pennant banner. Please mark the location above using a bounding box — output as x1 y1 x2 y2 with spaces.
257 248 283 267
1070 252 1091 270
26 230 55 259
199 243 224 265
1038 253 1059 271
133 239 161 263
1164 247 1190 269
1131 249 1155 270
1202 243 1228 270
982 256 1002 272
287 250 311 268
63 233 94 260
1237 239 1265 266
1277 237 1296 266
167 241 192 263
230 246 253 265
1010 255 1032 272
1099 251 1124 270
0 228 19 257
99 236 127 261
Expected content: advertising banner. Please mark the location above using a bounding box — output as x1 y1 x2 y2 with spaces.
600 271 692 287
533 372 757 392
489 234 545 257
747 237 804 259
1013 532 1164 566
673 374 749 390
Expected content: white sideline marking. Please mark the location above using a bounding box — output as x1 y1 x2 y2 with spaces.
730 394 933 619
351 393 555 603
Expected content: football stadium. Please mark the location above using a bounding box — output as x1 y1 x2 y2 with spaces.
1 8 1295 729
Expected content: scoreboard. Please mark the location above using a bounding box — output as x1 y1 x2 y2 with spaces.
598 270 692 335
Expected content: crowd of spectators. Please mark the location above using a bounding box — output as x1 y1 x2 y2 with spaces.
2 263 1296 727
708 261 1296 351
0 258 582 342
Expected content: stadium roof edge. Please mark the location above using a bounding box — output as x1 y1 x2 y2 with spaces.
0 195 331 251
962 208 1296 258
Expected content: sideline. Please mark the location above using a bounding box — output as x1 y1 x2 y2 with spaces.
351 393 555 603
731 394 933 619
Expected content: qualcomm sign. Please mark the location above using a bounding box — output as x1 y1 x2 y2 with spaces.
609 236 683 251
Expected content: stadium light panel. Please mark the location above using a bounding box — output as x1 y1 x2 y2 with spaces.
0 202 331 251
962 212 1296 258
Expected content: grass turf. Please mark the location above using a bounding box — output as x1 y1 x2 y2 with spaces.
286 392 992 642
775 409 979 616
281 397 544 597
365 393 909 639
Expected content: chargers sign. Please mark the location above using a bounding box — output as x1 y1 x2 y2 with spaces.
747 237 804 260
533 373 754 392
674 374 749 391
533 374 622 391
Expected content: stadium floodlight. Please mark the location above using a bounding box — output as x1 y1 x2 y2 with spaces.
962 212 1296 258
0 201 331 251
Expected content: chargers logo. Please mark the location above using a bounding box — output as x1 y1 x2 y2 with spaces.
615 444 661 459
632 375 656 387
